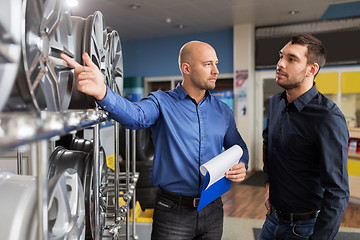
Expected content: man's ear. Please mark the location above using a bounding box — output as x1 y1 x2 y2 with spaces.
182 63 190 75
306 63 319 77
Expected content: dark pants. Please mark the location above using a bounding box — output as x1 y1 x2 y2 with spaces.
258 212 319 240
151 189 223 240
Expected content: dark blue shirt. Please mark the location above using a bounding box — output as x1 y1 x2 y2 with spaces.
98 83 249 196
263 84 349 239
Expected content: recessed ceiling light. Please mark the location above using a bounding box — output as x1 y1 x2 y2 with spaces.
165 18 172 23
66 0 78 7
130 3 141 9
289 10 299 15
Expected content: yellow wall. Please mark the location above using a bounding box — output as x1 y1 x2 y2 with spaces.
315 72 338 94
348 159 360 176
341 72 360 93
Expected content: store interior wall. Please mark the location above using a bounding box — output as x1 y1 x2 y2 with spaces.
122 28 234 78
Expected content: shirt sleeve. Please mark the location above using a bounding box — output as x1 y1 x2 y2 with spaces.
223 109 249 169
97 85 160 129
310 109 350 240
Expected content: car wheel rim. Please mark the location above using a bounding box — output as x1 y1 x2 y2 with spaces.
107 30 123 95
20 0 74 112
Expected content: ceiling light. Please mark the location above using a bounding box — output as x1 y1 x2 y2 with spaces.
66 0 79 7
165 18 172 24
178 24 185 29
130 3 141 9
289 10 299 15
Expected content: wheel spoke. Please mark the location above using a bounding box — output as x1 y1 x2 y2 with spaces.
43 64 61 111
29 59 45 92
48 175 72 237
40 0 62 36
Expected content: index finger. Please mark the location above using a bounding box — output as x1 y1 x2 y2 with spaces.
61 53 81 68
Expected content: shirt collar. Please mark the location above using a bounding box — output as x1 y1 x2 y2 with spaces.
174 82 212 101
280 83 318 112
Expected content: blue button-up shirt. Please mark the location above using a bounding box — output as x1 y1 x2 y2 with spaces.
263 84 349 239
98 83 249 196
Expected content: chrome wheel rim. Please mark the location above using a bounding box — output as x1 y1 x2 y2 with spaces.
21 0 74 112
84 11 107 81
69 11 107 109
107 30 124 95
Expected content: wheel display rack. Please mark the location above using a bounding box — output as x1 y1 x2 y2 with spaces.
0 109 139 240
0 0 137 239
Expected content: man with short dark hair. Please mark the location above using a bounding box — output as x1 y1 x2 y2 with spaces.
258 34 349 240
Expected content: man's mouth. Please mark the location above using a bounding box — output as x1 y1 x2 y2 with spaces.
276 69 287 78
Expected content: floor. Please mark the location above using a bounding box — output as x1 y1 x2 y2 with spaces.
222 171 360 229
112 171 360 239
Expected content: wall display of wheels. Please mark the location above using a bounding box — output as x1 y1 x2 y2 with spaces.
0 1 124 112
0 0 130 239
0 169 85 240
3 0 75 112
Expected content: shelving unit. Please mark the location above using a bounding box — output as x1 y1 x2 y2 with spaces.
0 109 106 240
0 110 139 240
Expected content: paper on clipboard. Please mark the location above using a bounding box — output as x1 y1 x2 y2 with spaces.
197 145 243 211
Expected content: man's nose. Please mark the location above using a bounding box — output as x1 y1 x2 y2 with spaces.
277 58 285 69
212 65 219 75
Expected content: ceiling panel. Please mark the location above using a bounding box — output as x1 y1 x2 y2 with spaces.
69 0 360 41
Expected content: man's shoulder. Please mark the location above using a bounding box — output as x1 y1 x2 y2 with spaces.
210 94 234 116
314 92 342 113
150 89 176 98
148 89 180 106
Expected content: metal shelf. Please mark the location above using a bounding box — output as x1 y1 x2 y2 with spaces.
0 109 109 153
0 109 109 240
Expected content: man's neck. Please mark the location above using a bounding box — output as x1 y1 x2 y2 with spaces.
181 83 206 104
286 80 313 103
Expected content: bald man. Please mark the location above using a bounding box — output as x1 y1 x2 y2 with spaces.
61 41 249 239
